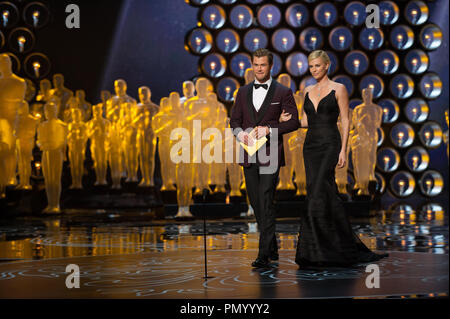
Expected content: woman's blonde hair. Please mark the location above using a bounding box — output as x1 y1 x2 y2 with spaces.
308 50 330 65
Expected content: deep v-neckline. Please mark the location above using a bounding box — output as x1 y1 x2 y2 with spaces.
306 89 335 114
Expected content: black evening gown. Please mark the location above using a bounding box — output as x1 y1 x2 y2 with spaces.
295 89 388 268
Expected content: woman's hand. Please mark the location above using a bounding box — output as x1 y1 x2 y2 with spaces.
279 109 292 123
337 149 346 169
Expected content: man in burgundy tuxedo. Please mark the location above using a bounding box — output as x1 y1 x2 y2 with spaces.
230 49 300 268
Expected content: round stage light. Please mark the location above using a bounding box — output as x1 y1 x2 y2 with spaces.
299 27 323 51
375 50 400 75
390 25 414 50
246 0 264 4
377 147 400 172
375 172 386 194
201 4 226 29
23 2 50 29
285 52 308 77
419 170 444 196
404 49 429 74
390 74 414 99
7 27 35 54
202 53 226 78
349 98 362 110
388 205 416 227
404 0 429 26
271 53 282 77
379 1 400 25
257 4 282 29
405 146 430 172
187 28 213 54
218 0 237 4
329 26 353 51
229 52 251 78
0 1 19 28
274 0 291 3
378 98 400 124
392 203 415 213
405 98 429 123
390 122 415 148
377 127 385 146
216 77 240 102
389 171 415 197
243 28 268 52
229 4 253 30
24 52 50 79
272 28 296 53
313 2 338 27
419 24 443 50
189 0 210 5
344 50 369 76
332 75 354 96
344 1 367 26
419 121 443 148
326 51 338 76
359 27 384 51
285 3 309 28
420 203 444 215
419 73 442 99
359 74 384 99
216 29 240 54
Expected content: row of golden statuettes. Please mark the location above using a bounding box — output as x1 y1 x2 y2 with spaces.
0 53 383 216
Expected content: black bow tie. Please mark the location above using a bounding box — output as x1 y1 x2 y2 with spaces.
254 83 268 90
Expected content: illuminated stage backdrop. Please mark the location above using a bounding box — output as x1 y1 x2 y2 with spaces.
185 0 448 210
0 0 447 213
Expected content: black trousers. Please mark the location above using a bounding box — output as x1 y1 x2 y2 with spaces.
243 164 280 260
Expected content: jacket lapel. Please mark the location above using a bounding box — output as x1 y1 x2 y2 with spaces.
246 82 257 126
256 80 278 125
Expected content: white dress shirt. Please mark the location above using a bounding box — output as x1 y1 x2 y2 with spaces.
251 77 273 136
252 77 272 112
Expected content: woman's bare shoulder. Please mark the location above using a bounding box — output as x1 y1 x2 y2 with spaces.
304 84 316 94
329 81 345 92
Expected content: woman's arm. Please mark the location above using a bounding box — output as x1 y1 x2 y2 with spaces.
299 89 308 128
336 84 350 154
300 108 308 128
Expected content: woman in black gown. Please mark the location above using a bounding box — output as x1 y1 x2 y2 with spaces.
294 50 388 268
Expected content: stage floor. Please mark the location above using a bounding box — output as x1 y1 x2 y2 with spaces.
0 210 448 299
0 249 448 299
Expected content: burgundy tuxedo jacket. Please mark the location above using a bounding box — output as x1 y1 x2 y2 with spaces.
230 80 300 168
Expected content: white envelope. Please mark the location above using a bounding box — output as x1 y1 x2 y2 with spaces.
240 136 268 156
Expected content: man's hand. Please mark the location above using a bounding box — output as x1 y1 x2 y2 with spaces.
237 131 254 146
253 126 269 139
